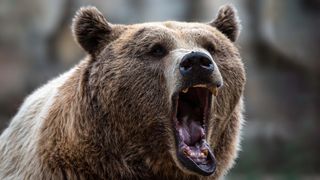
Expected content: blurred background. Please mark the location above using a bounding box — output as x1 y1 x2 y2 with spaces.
0 0 319 179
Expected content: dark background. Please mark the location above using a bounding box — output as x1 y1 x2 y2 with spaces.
0 0 319 179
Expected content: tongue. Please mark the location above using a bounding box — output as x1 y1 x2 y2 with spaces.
176 115 205 146
176 96 205 146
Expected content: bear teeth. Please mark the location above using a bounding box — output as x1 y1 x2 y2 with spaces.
182 85 218 96
201 149 208 157
209 87 218 97
182 88 189 93
191 84 218 96
192 84 207 88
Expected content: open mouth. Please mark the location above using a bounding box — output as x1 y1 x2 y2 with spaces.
172 84 218 176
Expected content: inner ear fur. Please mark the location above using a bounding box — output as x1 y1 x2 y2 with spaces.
209 4 241 42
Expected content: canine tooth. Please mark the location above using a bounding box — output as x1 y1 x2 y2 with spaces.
200 152 206 158
193 84 206 88
201 149 208 157
210 87 218 96
182 88 189 93
183 149 191 156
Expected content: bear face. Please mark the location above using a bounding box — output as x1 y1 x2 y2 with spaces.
69 5 245 178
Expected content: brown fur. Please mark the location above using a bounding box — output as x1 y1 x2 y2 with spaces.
0 5 245 180
210 5 240 42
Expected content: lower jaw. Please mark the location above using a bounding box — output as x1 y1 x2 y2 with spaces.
176 137 216 176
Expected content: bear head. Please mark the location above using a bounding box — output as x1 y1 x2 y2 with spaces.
71 5 245 177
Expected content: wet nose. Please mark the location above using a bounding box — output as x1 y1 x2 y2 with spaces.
179 51 214 77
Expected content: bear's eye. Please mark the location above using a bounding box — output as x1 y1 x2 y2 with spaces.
204 43 216 54
149 44 168 58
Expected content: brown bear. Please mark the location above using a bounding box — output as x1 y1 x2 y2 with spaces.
0 4 245 180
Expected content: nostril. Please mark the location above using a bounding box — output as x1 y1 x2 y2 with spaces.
180 58 192 69
200 64 214 72
199 57 214 73
200 57 212 67
179 59 193 76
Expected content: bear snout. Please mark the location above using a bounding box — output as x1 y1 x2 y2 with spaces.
179 51 214 77
178 51 223 88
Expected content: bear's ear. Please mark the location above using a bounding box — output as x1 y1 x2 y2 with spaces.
72 6 112 55
209 5 240 42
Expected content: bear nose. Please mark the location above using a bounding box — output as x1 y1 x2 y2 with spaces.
179 51 214 77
